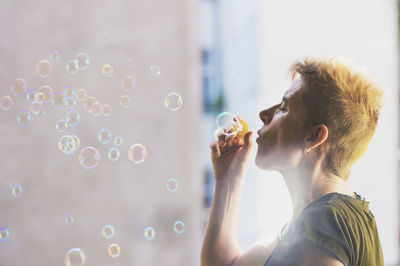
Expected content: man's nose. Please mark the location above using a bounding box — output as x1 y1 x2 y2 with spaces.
259 105 279 125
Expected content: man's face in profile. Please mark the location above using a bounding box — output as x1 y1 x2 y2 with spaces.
255 79 307 171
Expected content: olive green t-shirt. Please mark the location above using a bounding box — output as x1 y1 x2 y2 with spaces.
264 192 384 266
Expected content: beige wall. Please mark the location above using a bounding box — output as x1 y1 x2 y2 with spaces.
0 0 203 265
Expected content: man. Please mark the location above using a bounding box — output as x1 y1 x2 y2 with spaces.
201 57 384 266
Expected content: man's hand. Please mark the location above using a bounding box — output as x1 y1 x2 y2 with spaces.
210 128 253 182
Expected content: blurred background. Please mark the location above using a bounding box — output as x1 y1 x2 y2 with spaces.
0 0 398 265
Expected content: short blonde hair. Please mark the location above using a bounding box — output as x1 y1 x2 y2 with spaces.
289 57 383 180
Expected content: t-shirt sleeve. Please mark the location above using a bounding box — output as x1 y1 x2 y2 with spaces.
296 206 352 266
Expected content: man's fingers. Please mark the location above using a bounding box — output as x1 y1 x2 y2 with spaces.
210 142 221 157
243 131 253 150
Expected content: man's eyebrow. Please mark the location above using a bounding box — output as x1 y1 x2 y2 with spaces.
282 96 288 103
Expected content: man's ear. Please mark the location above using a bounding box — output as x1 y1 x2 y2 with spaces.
306 124 328 151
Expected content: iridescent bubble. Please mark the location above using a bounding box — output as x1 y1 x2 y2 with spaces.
52 92 66 109
144 227 155 240
149 65 161 76
108 243 120 258
30 101 44 115
26 89 37 103
36 60 52 78
79 146 101 170
108 147 120 162
17 110 31 127
66 60 78 74
215 112 242 136
1 96 14 111
64 248 86 266
128 144 147 164
34 92 46 103
173 220 185 234
98 128 112 144
165 92 183 111
0 228 10 242
102 104 112 117
56 119 68 132
102 225 115 239
66 110 80 127
119 95 131 108
64 86 76 98
102 64 114 77
83 97 97 112
75 53 90 71
58 135 80 155
49 50 60 63
65 97 77 109
75 89 87 102
38 85 54 103
65 214 74 225
10 78 27 96
113 136 123 147
120 75 135 92
90 102 103 116
166 178 178 192
12 184 23 198
36 108 46 119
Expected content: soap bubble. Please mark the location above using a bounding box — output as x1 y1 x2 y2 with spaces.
108 147 120 162
30 101 44 115
166 178 178 192
98 128 112 144
75 89 87 102
119 95 131 108
165 92 183 111
102 64 114 77
17 110 31 127
75 53 90 70
12 184 23 198
64 248 86 266
26 89 37 103
113 136 123 147
58 135 80 155
64 86 76 98
90 102 103 116
66 110 80 127
36 60 52 78
0 228 10 242
215 112 242 136
34 92 46 103
102 104 112 117
38 85 54 103
121 75 135 92
10 78 27 96
108 243 120 258
56 119 68 132
52 92 66 109
49 50 60 63
79 146 101 169
128 144 147 164
173 220 185 234
102 225 115 239
65 214 74 225
66 60 78 74
144 227 155 240
83 97 97 112
149 65 161 76
65 97 77 109
36 108 46 119
1 96 14 111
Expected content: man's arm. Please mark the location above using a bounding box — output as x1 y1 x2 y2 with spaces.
201 131 278 266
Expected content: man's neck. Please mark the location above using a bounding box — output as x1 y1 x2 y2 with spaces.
281 161 354 221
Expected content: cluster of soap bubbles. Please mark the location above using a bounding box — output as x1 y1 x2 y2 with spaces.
101 225 120 258
214 112 242 138
144 220 185 241
66 53 90 74
80 92 112 117
96 129 121 163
